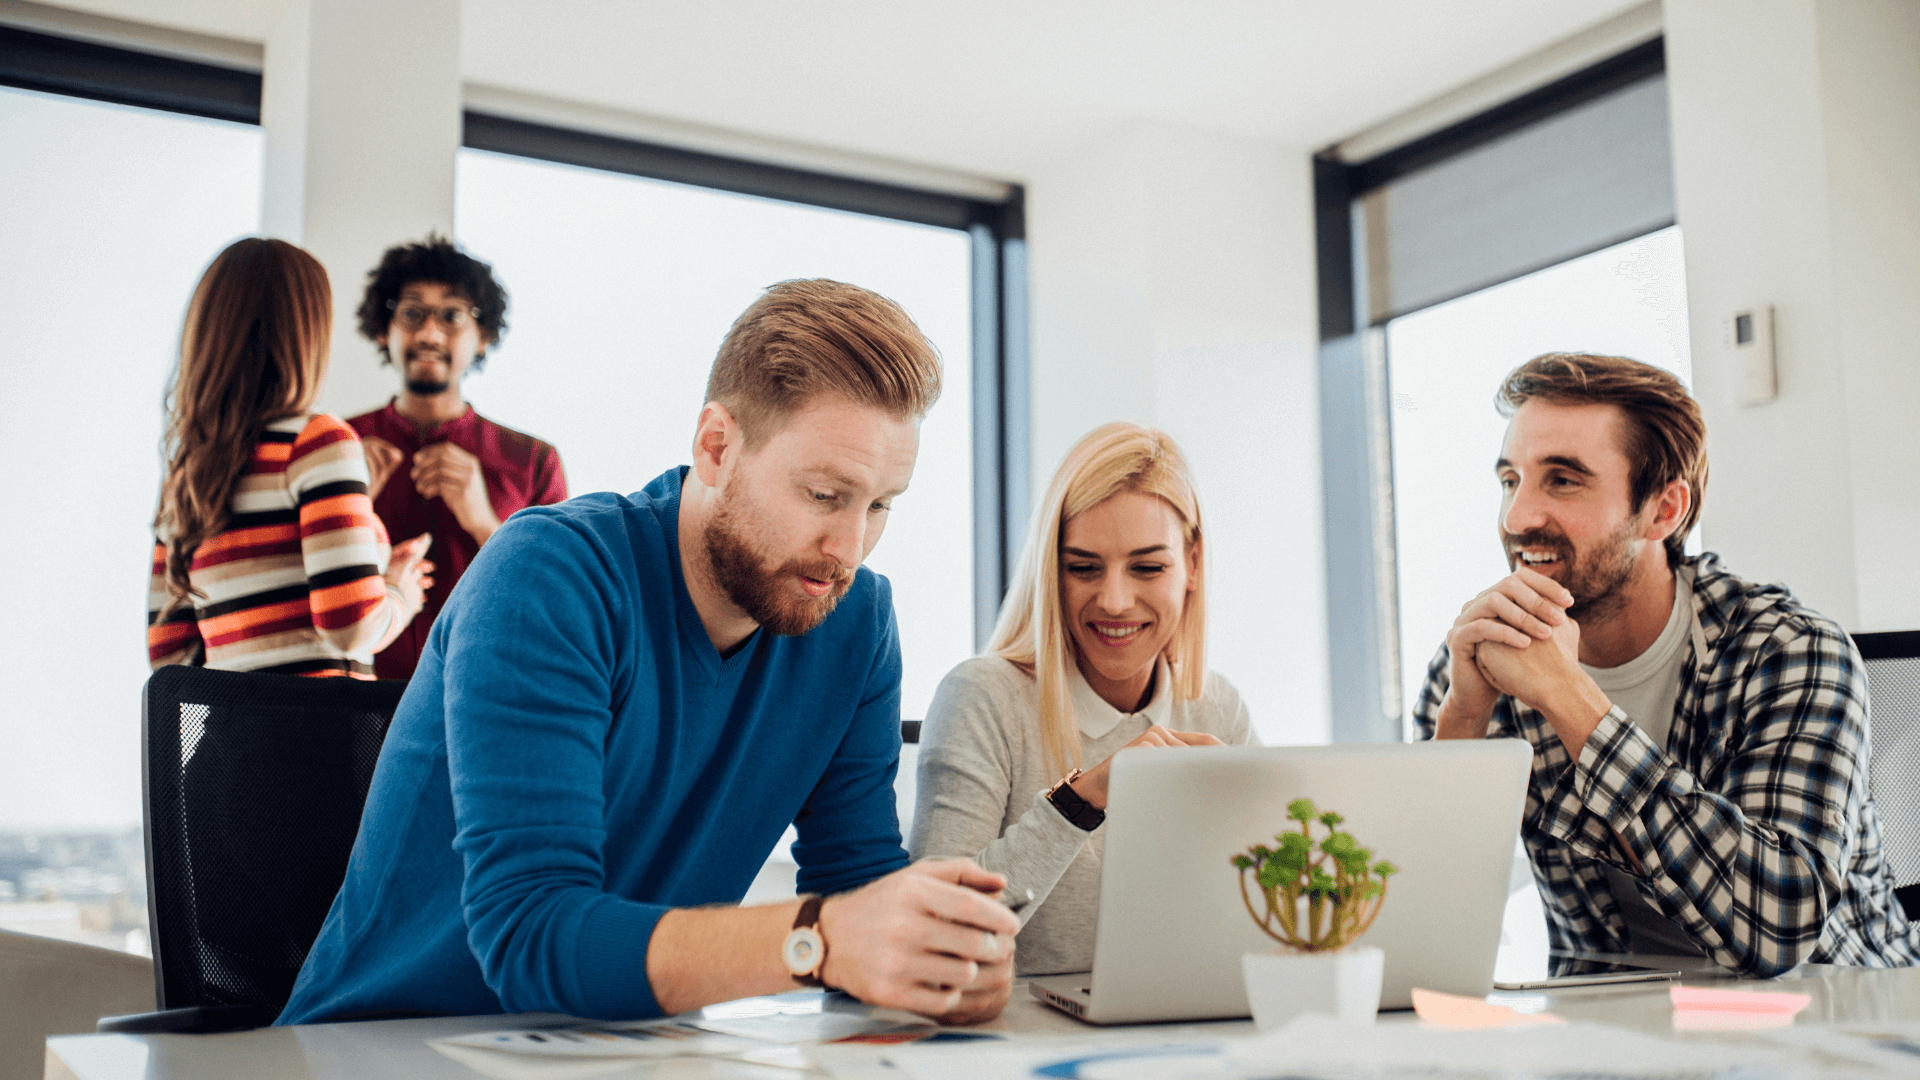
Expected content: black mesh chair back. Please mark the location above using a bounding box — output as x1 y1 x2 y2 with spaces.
110 665 406 1032
1855 631 1920 920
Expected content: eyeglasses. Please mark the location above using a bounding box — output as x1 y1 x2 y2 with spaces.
388 300 479 330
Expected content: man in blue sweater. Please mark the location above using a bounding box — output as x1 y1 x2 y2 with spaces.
281 280 1019 1026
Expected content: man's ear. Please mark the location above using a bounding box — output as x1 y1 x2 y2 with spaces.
690 402 738 489
1644 478 1690 543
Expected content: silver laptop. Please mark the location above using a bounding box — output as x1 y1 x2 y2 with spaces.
1030 740 1532 1024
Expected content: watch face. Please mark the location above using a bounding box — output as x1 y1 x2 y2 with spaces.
783 927 824 977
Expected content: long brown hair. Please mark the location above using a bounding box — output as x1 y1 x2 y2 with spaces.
155 238 332 611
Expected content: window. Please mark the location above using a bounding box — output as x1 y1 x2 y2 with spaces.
1315 41 1676 741
0 84 263 952
1 27 1023 937
453 148 976 725
1315 41 1686 963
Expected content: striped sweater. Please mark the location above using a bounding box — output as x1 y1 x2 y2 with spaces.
148 414 402 678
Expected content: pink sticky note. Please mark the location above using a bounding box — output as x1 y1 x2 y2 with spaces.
1412 988 1566 1029
1669 986 1811 1014
1672 1009 1798 1032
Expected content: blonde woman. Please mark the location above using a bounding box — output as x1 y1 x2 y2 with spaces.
909 423 1255 976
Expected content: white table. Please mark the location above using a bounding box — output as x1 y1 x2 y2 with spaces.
45 963 1920 1079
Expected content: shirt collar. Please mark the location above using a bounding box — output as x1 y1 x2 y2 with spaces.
1067 656 1174 740
381 397 475 443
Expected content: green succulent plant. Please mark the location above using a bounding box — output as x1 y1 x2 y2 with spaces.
1229 797 1398 952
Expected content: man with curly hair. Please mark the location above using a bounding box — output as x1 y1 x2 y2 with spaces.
1417 352 1920 976
347 236 568 680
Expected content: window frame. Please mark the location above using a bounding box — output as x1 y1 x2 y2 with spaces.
0 24 259 123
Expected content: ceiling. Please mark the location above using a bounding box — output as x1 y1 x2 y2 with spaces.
42 0 1649 182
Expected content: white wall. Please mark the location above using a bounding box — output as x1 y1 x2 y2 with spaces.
1665 0 1920 631
1819 1 1920 632
1026 122 1331 745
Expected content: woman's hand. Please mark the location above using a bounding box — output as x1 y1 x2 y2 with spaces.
1068 725 1223 810
384 532 435 617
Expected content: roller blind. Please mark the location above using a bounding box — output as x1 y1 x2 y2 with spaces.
1360 73 1674 322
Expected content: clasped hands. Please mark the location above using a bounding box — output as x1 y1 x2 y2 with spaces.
1436 567 1612 759
364 436 502 545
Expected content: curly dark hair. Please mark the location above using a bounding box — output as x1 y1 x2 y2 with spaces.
357 234 509 370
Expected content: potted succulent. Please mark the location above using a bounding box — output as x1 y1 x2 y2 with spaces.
1230 798 1398 1029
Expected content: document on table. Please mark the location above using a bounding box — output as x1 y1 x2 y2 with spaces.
428 989 966 1078
433 1019 761 1060
878 1013 1802 1080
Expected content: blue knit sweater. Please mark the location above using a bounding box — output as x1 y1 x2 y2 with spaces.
279 467 910 1023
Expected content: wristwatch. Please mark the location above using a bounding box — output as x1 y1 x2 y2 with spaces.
1047 768 1106 831
783 894 828 986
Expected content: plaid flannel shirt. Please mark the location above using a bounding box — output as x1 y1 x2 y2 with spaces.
1413 552 1920 976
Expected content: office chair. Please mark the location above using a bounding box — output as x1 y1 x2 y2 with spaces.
97 666 407 1034
1854 631 1920 921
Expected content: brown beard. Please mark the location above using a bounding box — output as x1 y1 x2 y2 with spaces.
702 479 852 637
1504 515 1640 624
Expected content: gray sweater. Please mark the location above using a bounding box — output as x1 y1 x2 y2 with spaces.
908 655 1254 976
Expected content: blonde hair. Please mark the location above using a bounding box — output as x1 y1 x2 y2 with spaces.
986 423 1207 777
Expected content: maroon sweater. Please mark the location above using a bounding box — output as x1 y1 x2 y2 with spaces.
348 400 567 679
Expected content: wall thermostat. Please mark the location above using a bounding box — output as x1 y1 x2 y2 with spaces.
1726 305 1776 406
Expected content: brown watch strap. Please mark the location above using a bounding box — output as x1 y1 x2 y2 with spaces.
791 894 827 987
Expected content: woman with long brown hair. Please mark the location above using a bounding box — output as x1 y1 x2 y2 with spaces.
147 238 432 677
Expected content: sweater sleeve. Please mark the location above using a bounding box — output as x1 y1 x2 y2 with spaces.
535 441 569 506
440 511 667 1019
146 539 202 668
287 415 401 656
1557 619 1869 976
790 577 913 896
910 662 1092 926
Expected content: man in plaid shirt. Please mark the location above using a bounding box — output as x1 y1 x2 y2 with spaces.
1415 352 1920 977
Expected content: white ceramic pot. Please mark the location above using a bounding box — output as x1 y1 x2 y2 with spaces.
1240 945 1384 1031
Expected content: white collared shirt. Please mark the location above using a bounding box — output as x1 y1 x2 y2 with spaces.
1066 657 1174 740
